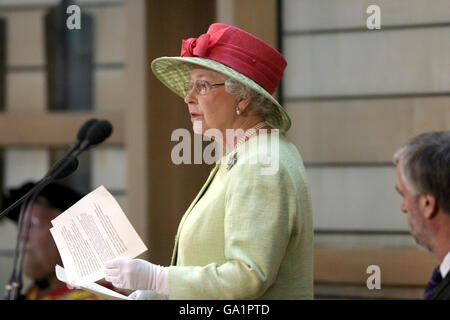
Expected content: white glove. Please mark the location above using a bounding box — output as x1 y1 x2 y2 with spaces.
128 290 168 300
104 258 169 295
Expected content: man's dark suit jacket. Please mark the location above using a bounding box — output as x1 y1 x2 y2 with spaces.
433 272 450 300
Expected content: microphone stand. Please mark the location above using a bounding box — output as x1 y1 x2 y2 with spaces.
4 199 29 300
3 158 76 300
8 188 44 300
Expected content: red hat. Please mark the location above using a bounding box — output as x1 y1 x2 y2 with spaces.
180 23 287 95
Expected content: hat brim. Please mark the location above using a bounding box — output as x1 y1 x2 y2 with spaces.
151 57 291 132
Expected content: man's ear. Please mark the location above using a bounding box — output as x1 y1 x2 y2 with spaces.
419 194 438 219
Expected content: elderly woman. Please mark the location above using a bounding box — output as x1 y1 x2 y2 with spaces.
104 23 313 300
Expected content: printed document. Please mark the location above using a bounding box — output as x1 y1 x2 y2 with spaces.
50 185 147 286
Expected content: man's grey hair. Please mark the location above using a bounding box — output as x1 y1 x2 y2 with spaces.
393 131 450 214
223 77 275 118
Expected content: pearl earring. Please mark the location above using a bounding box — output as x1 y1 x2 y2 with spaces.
236 108 241 115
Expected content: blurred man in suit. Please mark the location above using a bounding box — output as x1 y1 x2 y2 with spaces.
2 181 120 299
393 131 450 300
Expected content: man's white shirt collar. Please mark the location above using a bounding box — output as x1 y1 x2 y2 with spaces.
440 251 450 279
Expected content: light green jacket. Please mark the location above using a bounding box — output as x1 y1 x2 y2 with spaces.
168 133 313 299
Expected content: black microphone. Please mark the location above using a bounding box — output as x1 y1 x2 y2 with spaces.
46 153 80 180
49 118 98 170
41 120 112 192
75 119 113 156
78 118 99 141
65 118 98 156
42 118 97 180
50 156 79 180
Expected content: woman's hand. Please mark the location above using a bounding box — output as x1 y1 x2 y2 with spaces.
66 281 80 290
104 258 169 295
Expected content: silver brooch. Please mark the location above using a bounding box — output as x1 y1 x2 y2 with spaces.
227 152 238 170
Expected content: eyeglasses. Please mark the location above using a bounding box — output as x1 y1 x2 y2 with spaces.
183 80 225 96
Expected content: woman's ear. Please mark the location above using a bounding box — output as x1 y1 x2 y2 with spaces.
237 97 251 113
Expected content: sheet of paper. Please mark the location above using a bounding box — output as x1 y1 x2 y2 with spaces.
50 185 147 285
55 265 130 300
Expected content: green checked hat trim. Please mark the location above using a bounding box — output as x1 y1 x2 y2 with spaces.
151 57 291 133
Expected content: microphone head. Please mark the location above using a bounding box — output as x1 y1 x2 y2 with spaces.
53 157 79 180
77 118 99 141
85 120 113 147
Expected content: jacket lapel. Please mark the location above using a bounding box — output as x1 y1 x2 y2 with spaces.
433 271 450 300
170 163 221 265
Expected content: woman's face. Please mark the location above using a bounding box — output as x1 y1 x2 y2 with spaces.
184 68 237 136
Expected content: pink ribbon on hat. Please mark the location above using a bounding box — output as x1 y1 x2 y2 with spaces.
181 27 230 58
181 34 211 57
